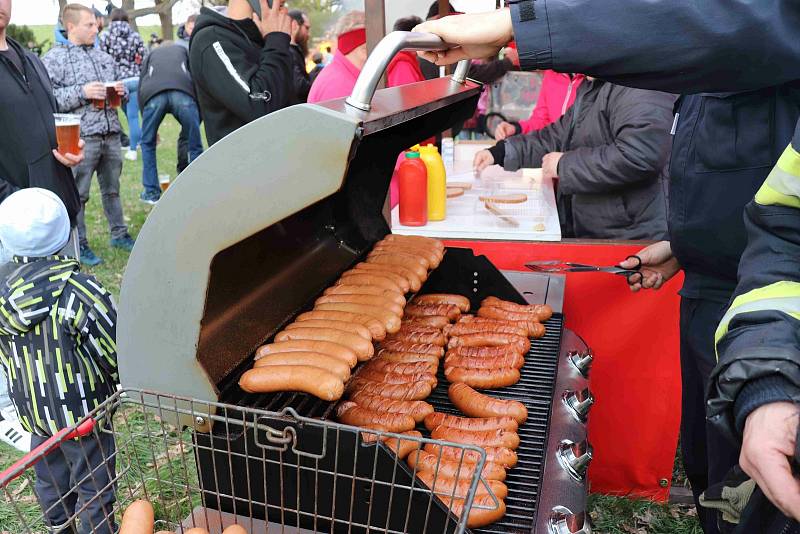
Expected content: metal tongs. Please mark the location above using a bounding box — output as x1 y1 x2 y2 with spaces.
526 256 643 284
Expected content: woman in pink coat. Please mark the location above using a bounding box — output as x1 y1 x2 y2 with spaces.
307 11 367 104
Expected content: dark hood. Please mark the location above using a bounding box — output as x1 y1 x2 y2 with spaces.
192 6 264 49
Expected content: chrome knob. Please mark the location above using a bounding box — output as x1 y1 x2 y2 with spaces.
548 506 592 534
556 439 593 481
562 388 594 423
568 349 593 378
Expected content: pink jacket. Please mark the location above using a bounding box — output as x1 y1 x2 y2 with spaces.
518 71 585 133
387 52 425 87
308 50 361 103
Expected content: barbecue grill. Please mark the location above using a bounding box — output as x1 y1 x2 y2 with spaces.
118 32 593 534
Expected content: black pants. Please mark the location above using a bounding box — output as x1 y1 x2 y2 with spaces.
736 488 800 533
680 297 741 534
177 126 189 173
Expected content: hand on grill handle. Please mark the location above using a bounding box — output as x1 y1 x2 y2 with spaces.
620 240 681 292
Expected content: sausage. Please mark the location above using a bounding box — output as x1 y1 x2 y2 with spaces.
444 494 507 529
120 500 154 534
449 383 528 423
406 450 506 481
349 391 434 422
423 413 518 432
447 344 524 359
413 294 470 312
478 305 550 324
402 316 451 329
431 426 520 449
444 322 528 338
404 303 461 322
448 333 530 353
383 430 422 459
385 329 446 347
445 366 520 389
254 351 352 380
378 340 444 357
296 310 386 340
346 378 432 400
380 234 445 253
336 273 403 294
482 297 554 321
240 366 344 400
374 350 440 366
323 284 406 307
222 526 247 534
314 302 401 334
376 238 445 259
256 340 358 367
353 262 423 291
416 471 509 500
372 244 440 268
443 352 525 370
275 327 374 361
424 444 518 468
356 368 437 387
336 401 416 433
458 315 545 338
342 268 410 293
365 253 428 279
315 294 404 317
361 359 438 376
397 323 443 334
368 249 430 270
285 319 372 341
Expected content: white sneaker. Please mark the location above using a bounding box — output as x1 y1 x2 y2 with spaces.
124 149 138 161
0 418 31 452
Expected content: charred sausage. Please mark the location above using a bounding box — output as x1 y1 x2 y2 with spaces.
448 383 527 424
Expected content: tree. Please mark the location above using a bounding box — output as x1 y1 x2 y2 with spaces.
118 0 181 39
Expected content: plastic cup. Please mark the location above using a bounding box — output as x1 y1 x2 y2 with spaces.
54 114 81 156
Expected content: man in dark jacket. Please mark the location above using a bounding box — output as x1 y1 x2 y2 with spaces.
287 9 311 103
189 0 292 146
0 0 82 226
138 42 203 204
417 3 800 533
474 79 673 241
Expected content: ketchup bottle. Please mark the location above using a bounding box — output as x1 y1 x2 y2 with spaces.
398 151 428 226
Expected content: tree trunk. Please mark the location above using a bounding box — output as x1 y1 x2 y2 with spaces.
158 9 173 40
57 0 68 12
122 0 137 31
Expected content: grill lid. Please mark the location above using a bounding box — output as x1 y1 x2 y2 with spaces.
118 32 482 403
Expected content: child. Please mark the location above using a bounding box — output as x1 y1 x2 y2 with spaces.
0 188 119 534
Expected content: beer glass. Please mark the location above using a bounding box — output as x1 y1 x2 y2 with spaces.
54 114 81 156
105 82 122 108
159 174 171 192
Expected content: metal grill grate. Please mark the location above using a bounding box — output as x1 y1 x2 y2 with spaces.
426 314 564 534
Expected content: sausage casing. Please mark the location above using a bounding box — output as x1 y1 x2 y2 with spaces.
443 352 525 370
275 327 374 360
449 383 528 423
368 249 430 270
447 344 523 358
315 294 403 317
406 450 506 481
239 366 344 401
448 333 530 353
413 293 470 312
445 366 520 389
361 359 438 376
349 391 434 422
378 340 444 357
385 329 446 347
423 443 518 468
285 319 372 341
382 430 422 459
458 315 545 338
323 284 406 307
404 303 461 322
336 401 416 433
353 262 423 291
314 302 401 333
444 494 507 529
402 316 450 329
296 310 386 340
254 351 352 381
423 413 518 432
372 244 440 268
430 425 520 449
481 297 553 321
342 268 410 293
478 305 550 324
256 340 358 367
347 378 432 400
445 322 527 338
365 253 428 279
416 471 508 500
356 368 437 387
380 234 444 252
374 350 440 366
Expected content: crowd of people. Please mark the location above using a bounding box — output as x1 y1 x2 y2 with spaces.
0 0 799 533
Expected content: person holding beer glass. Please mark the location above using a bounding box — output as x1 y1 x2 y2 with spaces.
43 3 135 267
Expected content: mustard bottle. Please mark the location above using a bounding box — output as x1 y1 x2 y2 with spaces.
418 144 446 221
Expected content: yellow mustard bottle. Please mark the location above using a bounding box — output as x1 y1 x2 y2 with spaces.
419 144 446 221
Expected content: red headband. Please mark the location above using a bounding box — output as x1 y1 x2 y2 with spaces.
338 28 366 55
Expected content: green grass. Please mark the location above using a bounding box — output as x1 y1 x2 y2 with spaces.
590 495 702 534
28 25 165 55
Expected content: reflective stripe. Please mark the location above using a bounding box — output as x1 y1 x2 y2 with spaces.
715 281 800 349
212 41 251 94
755 144 800 207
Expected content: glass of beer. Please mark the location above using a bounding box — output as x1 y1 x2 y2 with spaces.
54 114 81 156
105 82 122 109
159 174 171 192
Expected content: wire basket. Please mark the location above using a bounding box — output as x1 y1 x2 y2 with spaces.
0 389 501 534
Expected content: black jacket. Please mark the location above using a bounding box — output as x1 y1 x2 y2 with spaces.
189 7 293 146
497 80 674 240
289 43 311 103
138 43 196 108
0 38 80 224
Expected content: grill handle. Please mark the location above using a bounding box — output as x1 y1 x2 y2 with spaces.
346 31 471 112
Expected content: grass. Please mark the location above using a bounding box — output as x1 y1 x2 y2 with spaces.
28 25 165 55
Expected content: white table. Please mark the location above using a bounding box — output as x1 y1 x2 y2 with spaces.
391 142 562 241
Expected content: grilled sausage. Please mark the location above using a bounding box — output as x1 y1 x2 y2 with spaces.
336 401 416 433
478 305 551 324
445 366 520 389
443 352 525 370
403 316 451 329
296 310 387 340
448 333 530 353
347 378 432 400
254 351 352 380
256 340 358 367
385 329 446 347
383 430 423 459
424 443 518 468
413 294 471 312
378 340 444 357
342 268 410 293
447 344 524 358
449 383 527 424
349 391 434 422
404 303 461 322
285 319 372 341
314 302 401 333
374 351 440 368
120 500 154 534
356 368 437 387
380 234 445 252
368 249 430 270
337 273 403 294
431 426 520 449
353 262 423 291
406 450 506 481
362 359 438 376
416 471 508 500
423 413 518 432
376 238 445 258
315 294 404 317
275 327 374 360
365 253 428 279
372 244 440 268
458 315 545 338
481 297 553 321
444 494 507 529
323 284 406 307
240 366 344 401
444 322 528 338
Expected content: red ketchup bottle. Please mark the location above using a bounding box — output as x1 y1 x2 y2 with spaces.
398 151 428 226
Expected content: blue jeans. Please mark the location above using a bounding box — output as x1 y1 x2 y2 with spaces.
122 77 141 150
141 90 203 195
